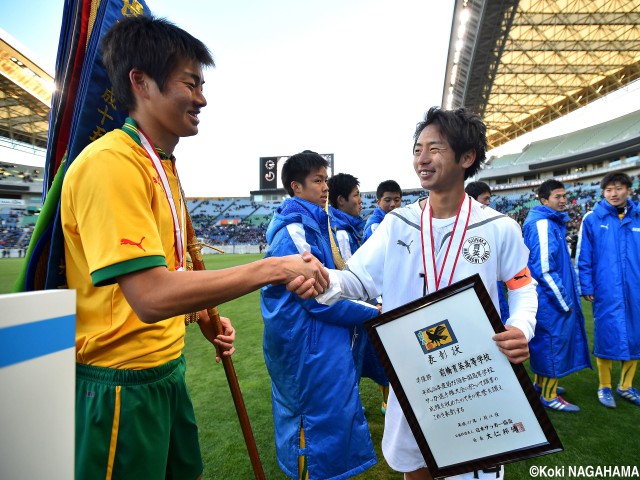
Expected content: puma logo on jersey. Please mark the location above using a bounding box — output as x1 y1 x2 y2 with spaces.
514 273 529 280
600 224 609 230
397 239 413 253
120 236 146 252
152 176 165 193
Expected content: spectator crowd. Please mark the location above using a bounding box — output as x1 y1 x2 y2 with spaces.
2 176 639 252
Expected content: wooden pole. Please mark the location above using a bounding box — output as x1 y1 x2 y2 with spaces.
184 213 266 480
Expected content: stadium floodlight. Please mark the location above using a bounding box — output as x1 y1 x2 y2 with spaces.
459 6 470 24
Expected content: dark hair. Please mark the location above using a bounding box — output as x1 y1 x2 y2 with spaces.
100 15 214 112
328 173 360 208
600 172 631 190
537 179 565 201
281 150 329 196
413 106 487 179
376 180 402 200
465 181 491 200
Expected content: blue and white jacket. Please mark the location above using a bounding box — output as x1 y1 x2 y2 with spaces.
362 207 386 243
260 197 378 480
328 206 364 262
576 199 640 360
523 206 591 377
329 205 388 385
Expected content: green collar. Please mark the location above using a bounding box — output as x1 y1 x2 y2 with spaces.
121 117 173 160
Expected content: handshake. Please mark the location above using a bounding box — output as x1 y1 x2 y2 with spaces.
281 251 330 299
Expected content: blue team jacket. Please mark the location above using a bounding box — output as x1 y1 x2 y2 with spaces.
329 205 388 385
362 207 386 242
260 197 378 480
523 206 591 377
576 199 640 360
328 206 364 258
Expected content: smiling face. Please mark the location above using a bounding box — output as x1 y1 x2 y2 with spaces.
603 181 631 208
138 58 207 149
292 167 329 207
413 124 472 193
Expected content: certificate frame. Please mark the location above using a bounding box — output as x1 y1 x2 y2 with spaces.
365 274 562 478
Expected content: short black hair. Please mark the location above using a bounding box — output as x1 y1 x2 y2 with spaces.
465 181 491 200
100 15 214 112
537 179 565 201
600 172 632 190
413 107 487 180
328 173 359 208
281 150 329 197
376 180 402 200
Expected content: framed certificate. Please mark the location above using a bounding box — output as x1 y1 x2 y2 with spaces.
365 274 562 478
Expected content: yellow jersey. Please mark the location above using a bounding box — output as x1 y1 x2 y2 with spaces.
61 125 186 369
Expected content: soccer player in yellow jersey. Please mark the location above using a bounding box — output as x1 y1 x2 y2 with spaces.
61 15 328 479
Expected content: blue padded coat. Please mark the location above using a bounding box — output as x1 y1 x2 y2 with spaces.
523 206 591 377
260 197 378 479
576 199 640 360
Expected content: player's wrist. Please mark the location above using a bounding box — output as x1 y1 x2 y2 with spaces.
263 256 286 285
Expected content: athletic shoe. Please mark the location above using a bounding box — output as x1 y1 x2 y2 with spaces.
540 395 580 412
533 382 566 396
615 386 640 406
381 402 387 415
597 387 616 408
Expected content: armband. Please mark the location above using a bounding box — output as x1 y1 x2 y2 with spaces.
505 266 533 290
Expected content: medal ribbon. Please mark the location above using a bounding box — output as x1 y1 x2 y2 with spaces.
139 130 185 271
420 195 472 293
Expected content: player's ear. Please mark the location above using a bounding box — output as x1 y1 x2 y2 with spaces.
130 69 150 99
460 149 476 169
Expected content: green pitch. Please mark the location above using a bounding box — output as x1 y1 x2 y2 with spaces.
1 256 638 479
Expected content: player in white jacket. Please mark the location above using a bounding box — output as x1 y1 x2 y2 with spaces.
317 107 537 480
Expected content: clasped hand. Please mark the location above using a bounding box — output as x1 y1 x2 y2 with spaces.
284 251 330 299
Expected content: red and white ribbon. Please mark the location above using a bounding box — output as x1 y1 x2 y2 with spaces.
420 195 472 293
139 130 185 271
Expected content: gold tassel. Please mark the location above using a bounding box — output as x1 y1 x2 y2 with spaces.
325 201 346 270
184 252 200 325
183 241 225 325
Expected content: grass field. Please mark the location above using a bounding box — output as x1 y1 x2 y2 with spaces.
2 256 639 479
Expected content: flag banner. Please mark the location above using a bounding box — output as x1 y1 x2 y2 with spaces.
44 0 89 190
15 0 151 292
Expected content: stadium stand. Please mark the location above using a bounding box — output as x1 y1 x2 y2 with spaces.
3 102 640 254
485 110 640 170
2 103 640 254
4 172 637 256
0 158 45 256
0 160 44 184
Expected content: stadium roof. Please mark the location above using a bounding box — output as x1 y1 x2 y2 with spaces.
443 0 640 150
0 29 53 149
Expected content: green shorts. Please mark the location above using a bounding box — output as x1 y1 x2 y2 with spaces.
76 355 203 480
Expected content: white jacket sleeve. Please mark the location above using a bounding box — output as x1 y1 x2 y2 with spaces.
505 280 538 341
316 269 369 305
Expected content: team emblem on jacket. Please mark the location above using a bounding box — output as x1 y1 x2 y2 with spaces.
462 236 490 264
